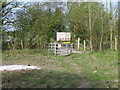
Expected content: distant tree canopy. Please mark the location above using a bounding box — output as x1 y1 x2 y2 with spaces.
1 1 118 52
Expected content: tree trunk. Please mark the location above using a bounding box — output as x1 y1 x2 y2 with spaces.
8 42 11 50
115 37 117 51
37 39 39 49
110 1 113 50
100 7 104 53
110 26 113 50
100 36 103 52
89 3 93 52
21 40 24 49
118 1 120 65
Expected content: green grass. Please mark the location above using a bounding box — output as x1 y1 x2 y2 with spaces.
2 49 118 88
2 69 84 88
68 51 118 88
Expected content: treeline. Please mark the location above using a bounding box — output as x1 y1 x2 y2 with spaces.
1 1 118 52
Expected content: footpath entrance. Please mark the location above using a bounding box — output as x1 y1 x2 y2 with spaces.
48 32 84 55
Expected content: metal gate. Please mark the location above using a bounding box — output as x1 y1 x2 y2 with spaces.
48 43 72 55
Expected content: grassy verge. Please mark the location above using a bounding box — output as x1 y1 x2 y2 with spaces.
68 51 118 88
2 49 118 88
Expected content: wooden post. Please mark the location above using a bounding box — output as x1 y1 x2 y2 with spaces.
78 37 80 50
66 44 68 54
51 43 52 50
71 43 73 53
21 40 24 49
115 37 117 50
54 43 56 55
84 40 86 52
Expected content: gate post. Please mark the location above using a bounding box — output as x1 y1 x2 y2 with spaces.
84 40 86 52
54 43 57 55
78 37 80 50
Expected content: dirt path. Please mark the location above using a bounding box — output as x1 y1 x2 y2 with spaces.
57 48 86 56
63 55 81 74
61 55 93 88
72 49 84 54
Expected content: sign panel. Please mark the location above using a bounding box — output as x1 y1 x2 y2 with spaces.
57 32 71 41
